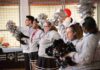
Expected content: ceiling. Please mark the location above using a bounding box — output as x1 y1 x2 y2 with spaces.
0 0 19 6
0 0 98 6
29 0 78 4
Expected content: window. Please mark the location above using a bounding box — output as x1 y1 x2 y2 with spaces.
29 0 63 19
65 4 97 22
0 0 20 47
29 0 97 23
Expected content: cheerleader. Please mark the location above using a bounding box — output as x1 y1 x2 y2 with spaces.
64 17 100 70
29 19 43 70
58 21 83 47
37 21 61 70
21 15 35 70
58 22 83 70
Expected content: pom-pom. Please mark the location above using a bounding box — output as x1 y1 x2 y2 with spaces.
64 8 71 17
6 20 17 33
37 13 48 28
78 0 96 18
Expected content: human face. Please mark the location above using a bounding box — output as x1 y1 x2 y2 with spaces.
43 22 51 33
66 27 75 41
25 18 32 26
32 21 37 29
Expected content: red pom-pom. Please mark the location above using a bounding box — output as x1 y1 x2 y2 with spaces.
64 8 71 17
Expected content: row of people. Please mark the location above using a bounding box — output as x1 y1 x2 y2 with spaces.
18 15 100 70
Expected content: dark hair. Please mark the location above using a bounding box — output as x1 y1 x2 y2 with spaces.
26 15 34 23
82 17 98 34
33 18 42 30
34 18 39 23
69 23 83 39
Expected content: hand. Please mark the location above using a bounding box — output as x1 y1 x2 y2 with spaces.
62 52 76 58
60 57 65 61
67 52 76 57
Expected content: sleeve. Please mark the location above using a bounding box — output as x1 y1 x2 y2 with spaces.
17 27 29 45
31 30 43 47
18 27 29 36
71 35 98 65
50 31 61 41
58 23 66 42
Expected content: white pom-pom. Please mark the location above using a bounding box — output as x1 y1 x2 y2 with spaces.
54 8 66 21
37 13 48 21
78 0 96 18
37 13 48 28
51 8 67 26
6 20 16 33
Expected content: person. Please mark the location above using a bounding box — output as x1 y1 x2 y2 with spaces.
36 20 61 70
59 23 83 70
29 18 43 70
57 17 74 42
58 21 83 46
65 23 83 43
64 17 100 70
20 15 34 70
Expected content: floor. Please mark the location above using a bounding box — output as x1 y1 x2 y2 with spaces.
1 68 25 70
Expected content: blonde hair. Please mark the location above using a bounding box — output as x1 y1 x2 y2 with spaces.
45 21 58 31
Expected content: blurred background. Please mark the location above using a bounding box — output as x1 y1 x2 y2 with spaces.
0 0 99 48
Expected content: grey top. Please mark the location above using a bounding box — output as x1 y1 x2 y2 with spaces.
19 26 33 53
64 33 100 70
38 30 61 58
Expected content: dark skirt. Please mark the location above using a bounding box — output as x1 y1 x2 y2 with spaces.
36 57 58 70
29 52 38 63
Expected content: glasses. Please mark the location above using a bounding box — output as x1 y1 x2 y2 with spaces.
44 26 49 27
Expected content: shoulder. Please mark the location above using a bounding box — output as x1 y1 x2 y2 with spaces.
37 29 44 34
18 27 29 32
83 33 99 44
87 34 98 40
49 30 60 37
17 27 28 35
36 29 44 38
49 30 59 35
72 39 80 46
49 30 61 39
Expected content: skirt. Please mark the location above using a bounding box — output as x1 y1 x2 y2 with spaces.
29 52 38 63
36 57 58 70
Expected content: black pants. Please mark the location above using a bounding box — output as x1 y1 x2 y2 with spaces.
24 53 30 70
